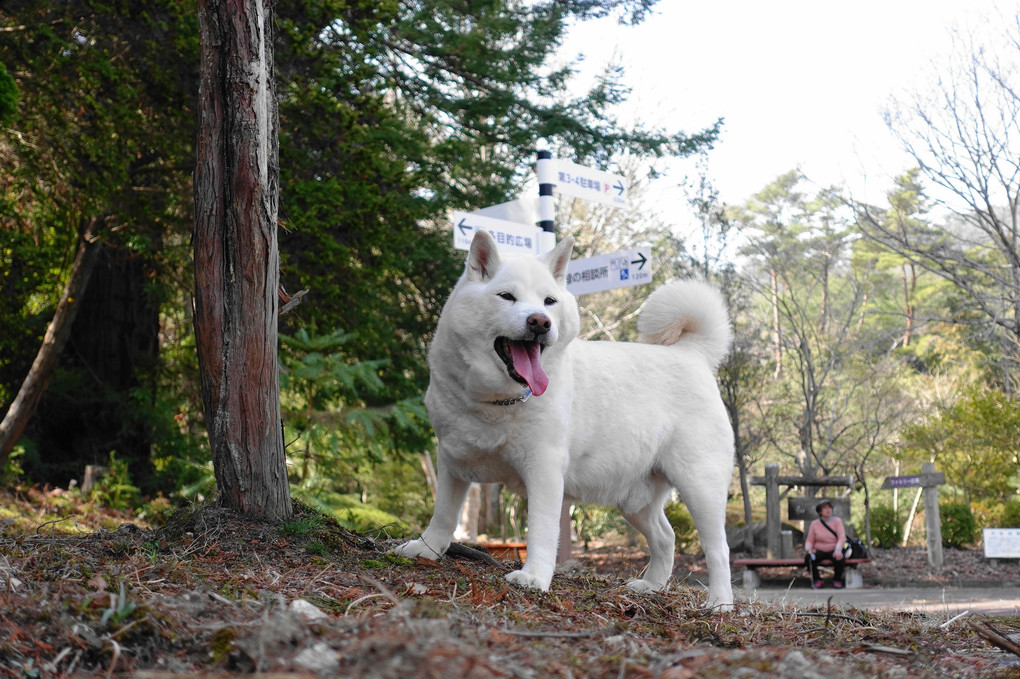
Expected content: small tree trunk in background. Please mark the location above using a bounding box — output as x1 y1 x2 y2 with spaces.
0 218 103 467
194 0 291 521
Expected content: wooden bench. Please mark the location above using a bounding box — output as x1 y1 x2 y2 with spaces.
733 556 870 589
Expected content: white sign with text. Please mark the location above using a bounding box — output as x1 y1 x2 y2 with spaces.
983 528 1020 558
566 247 652 296
452 212 541 255
552 159 629 207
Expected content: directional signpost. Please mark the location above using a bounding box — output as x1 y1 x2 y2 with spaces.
451 211 542 256
882 463 946 567
550 159 629 207
565 247 651 296
880 471 945 489
450 152 650 299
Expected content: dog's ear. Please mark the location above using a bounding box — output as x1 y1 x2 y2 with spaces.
542 236 573 286
466 229 501 281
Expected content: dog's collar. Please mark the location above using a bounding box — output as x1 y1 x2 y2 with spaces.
489 388 532 406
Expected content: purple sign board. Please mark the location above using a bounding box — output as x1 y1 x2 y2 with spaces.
881 472 945 490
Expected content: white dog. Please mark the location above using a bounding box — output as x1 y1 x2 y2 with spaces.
394 230 735 610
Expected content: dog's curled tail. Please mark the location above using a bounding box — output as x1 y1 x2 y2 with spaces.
637 279 733 369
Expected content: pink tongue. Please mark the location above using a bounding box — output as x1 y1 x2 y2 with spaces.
509 341 549 396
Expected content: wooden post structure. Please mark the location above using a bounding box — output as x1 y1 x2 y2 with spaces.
763 464 781 558
750 465 855 558
882 464 946 567
922 462 944 567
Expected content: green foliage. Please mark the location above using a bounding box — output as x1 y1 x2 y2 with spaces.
289 486 407 537
1001 499 1020 528
0 62 17 124
138 496 174 526
868 505 903 548
1 1 199 491
895 386 1020 501
571 504 628 549
280 328 430 472
90 452 142 511
664 500 699 553
280 514 325 537
975 496 1020 531
1 442 29 486
100 581 139 628
939 500 978 548
280 329 432 533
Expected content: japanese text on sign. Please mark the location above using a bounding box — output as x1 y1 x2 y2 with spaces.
566 248 651 296
551 159 628 207
451 211 541 255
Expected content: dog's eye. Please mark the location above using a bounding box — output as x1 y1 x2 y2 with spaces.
497 292 516 302
544 297 557 306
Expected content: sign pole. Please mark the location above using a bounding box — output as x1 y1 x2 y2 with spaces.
882 466 945 563
922 462 944 567
764 464 781 559
537 149 571 564
536 149 556 254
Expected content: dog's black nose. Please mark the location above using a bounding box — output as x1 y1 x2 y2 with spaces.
527 313 551 335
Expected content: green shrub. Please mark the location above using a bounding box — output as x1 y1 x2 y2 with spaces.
0 63 17 124
289 487 408 538
939 500 978 548
1 441 29 485
869 505 903 548
1000 498 1020 528
91 452 142 511
970 498 1002 530
664 500 699 553
138 496 174 526
571 504 627 550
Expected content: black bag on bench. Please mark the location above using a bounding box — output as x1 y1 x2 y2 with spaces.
842 538 867 560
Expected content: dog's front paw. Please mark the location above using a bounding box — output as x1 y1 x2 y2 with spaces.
506 569 551 592
625 579 665 594
391 538 444 561
704 592 734 613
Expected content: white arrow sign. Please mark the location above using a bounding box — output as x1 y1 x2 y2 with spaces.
566 247 652 296
452 212 542 255
552 159 628 207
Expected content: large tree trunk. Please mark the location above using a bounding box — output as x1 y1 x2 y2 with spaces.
194 0 291 520
0 218 103 466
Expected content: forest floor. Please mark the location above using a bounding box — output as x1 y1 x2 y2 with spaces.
1 486 1020 678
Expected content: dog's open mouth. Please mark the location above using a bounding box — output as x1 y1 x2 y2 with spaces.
494 338 549 396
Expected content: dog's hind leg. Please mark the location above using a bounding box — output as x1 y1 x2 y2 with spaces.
621 485 675 593
393 455 469 561
669 465 734 612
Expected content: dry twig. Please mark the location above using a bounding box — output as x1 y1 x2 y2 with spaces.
967 616 1020 658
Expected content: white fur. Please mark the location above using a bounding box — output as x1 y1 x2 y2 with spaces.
393 230 735 611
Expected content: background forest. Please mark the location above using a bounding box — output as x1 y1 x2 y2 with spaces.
1 0 1018 551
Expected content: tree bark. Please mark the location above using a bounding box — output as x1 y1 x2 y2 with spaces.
0 218 103 466
194 0 291 520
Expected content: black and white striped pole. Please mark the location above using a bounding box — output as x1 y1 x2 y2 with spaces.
537 148 574 564
536 149 557 254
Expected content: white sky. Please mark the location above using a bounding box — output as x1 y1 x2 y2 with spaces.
561 0 1017 221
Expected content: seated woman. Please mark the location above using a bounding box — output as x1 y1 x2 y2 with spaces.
803 499 846 589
